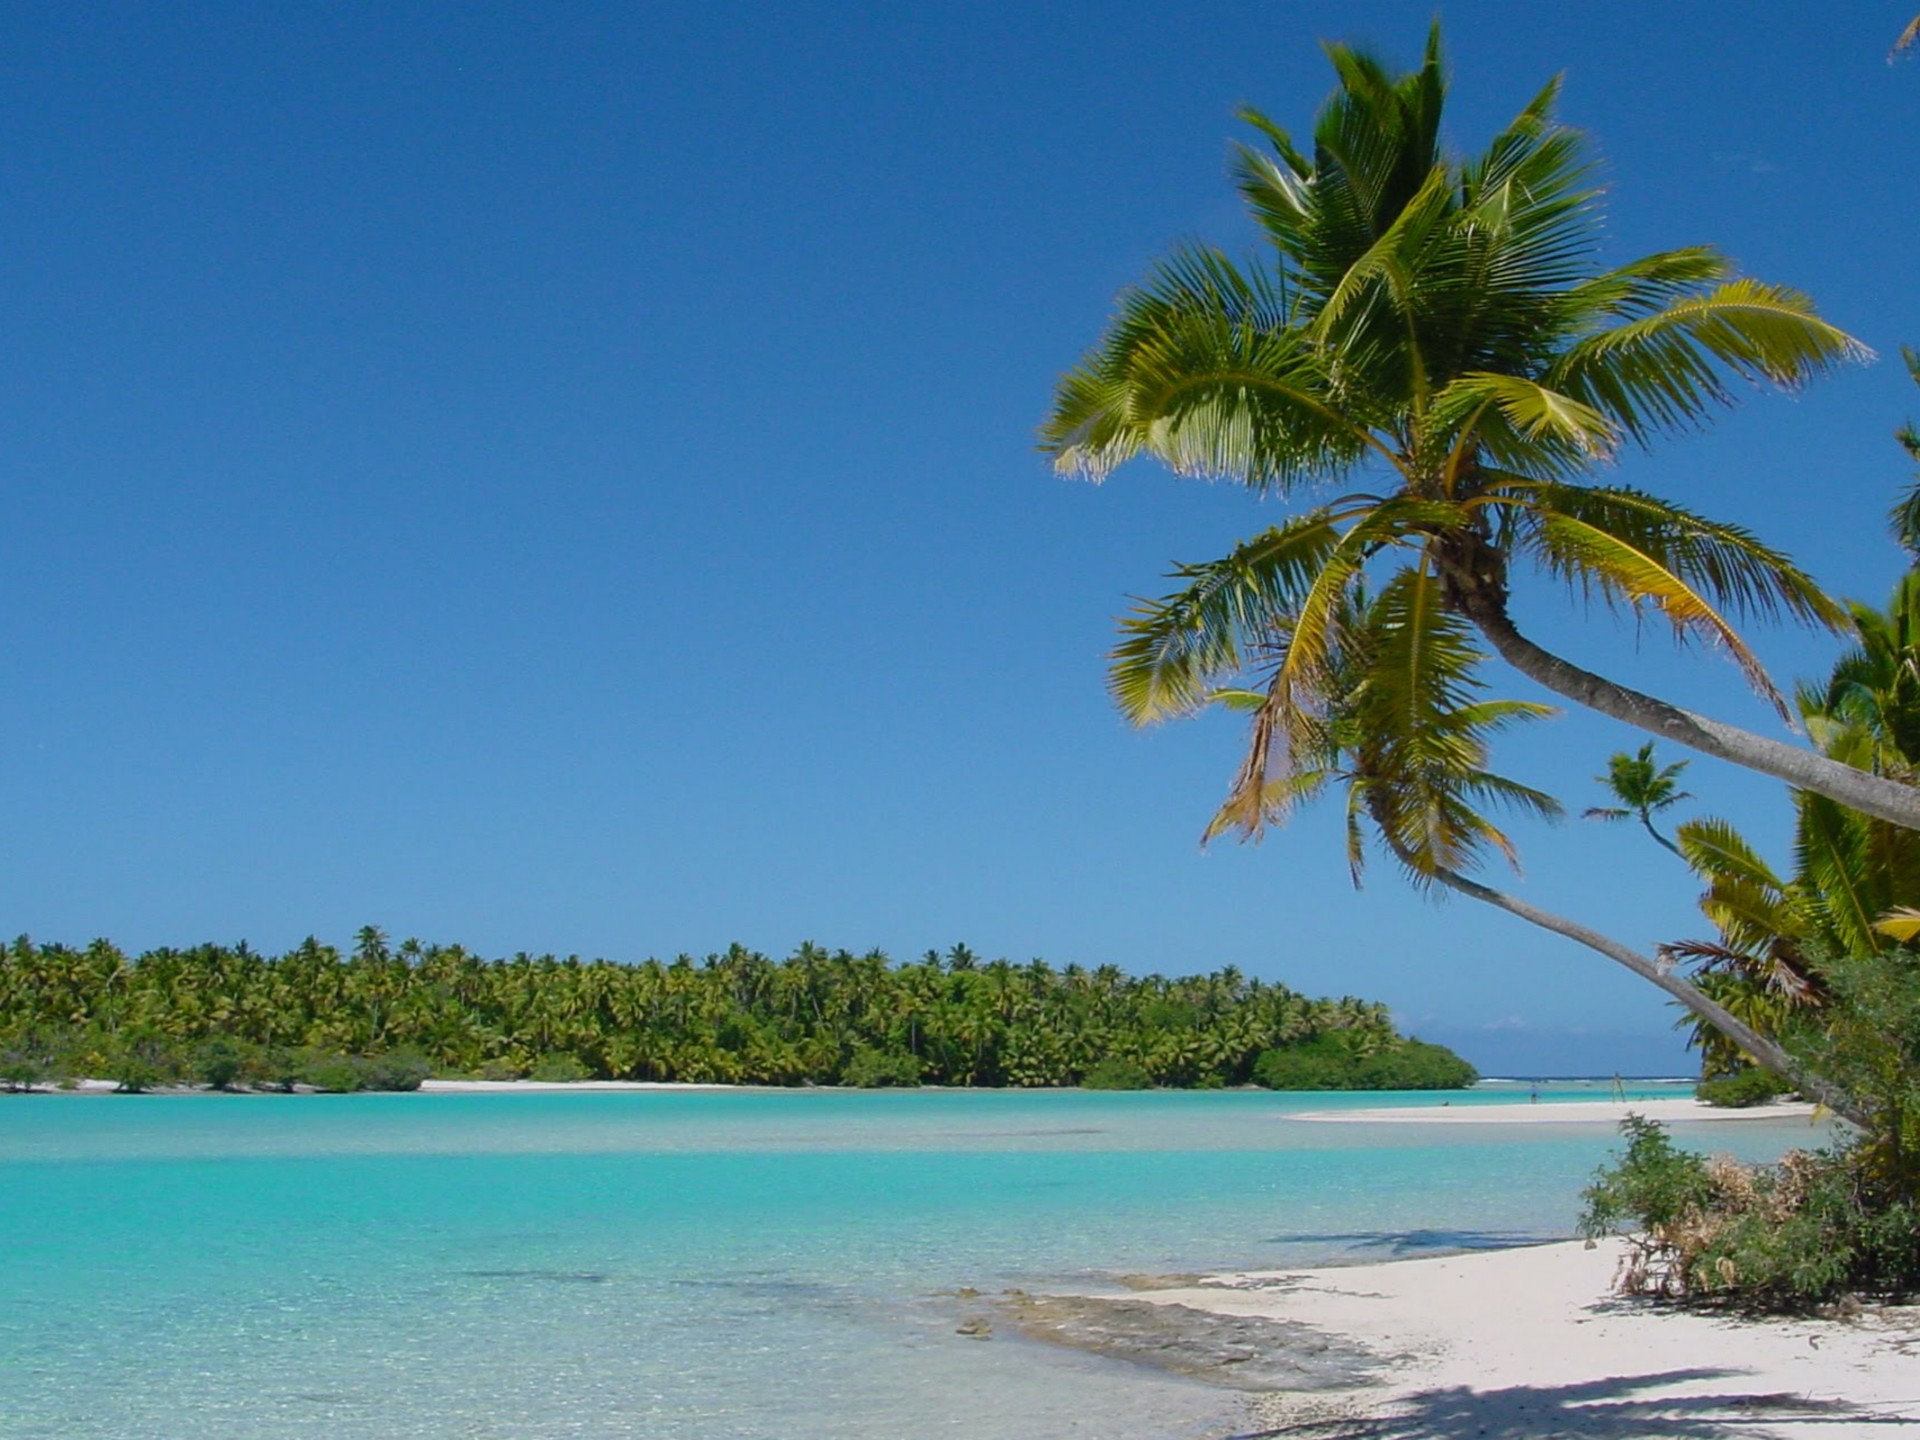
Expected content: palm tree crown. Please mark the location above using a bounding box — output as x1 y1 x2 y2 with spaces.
1585 743 1692 856
1041 27 1920 833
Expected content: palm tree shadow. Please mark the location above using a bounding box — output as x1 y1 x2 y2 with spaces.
1235 1367 1915 1438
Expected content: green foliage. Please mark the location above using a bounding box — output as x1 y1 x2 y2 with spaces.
1791 948 1920 1179
194 1038 247 1091
1080 1057 1154 1090
1044 23 1861 853
1253 1034 1476 1091
1695 1066 1793 1108
1580 1114 1714 1241
0 934 1434 1091
0 1026 64 1092
840 1047 923 1089
527 1054 589 1083
105 1028 179 1094
296 1049 431 1093
298 1052 365 1094
358 1050 431 1092
1581 1117 1920 1308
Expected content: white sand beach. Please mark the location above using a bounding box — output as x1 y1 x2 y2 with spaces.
1119 1239 1919 1438
1292 1097 1825 1126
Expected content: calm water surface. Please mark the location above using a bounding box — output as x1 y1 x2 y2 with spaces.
0 1083 1833 1439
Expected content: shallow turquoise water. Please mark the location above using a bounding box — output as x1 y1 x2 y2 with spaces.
0 1083 1833 1439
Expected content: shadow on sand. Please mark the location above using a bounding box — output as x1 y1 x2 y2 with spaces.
1235 1367 1917 1438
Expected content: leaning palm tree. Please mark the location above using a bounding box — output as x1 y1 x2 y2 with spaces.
1250 573 1867 1122
1042 27 1920 831
1584 743 1692 857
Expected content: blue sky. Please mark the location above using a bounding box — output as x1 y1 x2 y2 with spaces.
3 3 1916 1074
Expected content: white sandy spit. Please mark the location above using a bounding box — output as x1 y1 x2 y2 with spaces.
1127 1239 1919 1438
1291 1097 1823 1125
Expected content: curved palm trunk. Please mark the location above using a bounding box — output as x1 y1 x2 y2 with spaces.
1451 583 1920 833
1419 857 1870 1128
1639 816 1685 861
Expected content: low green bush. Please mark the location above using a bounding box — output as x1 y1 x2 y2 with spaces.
299 1052 365 1093
1253 1034 1476 1091
195 1038 247 1091
106 1028 179 1094
0 1027 64 1092
1081 1057 1154 1090
841 1047 923 1088
359 1050 431 1092
1696 1067 1793 1109
1580 1115 1920 1308
528 1054 590 1083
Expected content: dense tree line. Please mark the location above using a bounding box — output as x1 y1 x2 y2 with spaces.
0 932 1474 1092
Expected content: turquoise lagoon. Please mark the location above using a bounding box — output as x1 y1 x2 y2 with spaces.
0 1082 1831 1439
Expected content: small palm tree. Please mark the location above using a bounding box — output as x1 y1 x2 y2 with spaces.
1584 743 1692 857
1043 27 1920 832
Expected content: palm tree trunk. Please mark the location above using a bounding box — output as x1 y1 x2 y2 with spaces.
1418 855 1871 1127
1451 583 1920 833
1640 816 1685 861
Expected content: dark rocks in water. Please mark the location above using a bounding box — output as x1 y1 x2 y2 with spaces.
997 1293 1388 1392
1111 1273 1208 1291
955 1316 993 1339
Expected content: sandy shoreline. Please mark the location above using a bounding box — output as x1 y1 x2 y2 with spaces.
1019 1240 1918 1438
1292 1097 1825 1125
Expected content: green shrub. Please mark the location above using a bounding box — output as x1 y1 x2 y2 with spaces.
1253 1034 1476 1091
0 1027 63 1092
528 1054 590 1083
105 1029 180 1094
1081 1057 1154 1090
478 1057 526 1082
841 1047 923 1088
299 1052 365 1093
1579 1116 1920 1308
1696 1067 1793 1108
253 1045 302 1092
194 1038 247 1091
1355 1038 1479 1089
359 1050 431 1092
1252 1035 1354 1090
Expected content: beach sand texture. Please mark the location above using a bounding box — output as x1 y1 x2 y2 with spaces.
1022 1238 1918 1438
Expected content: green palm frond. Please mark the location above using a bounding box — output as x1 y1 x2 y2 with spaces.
1550 280 1869 443
1505 483 1847 631
1449 373 1620 456
1795 793 1886 957
1202 562 1559 873
1107 507 1354 725
1675 816 1788 894
1517 509 1789 714
1042 248 1382 487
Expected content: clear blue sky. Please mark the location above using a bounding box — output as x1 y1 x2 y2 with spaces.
3 3 1916 1074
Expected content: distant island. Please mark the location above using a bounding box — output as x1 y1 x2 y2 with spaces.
0 929 1475 1094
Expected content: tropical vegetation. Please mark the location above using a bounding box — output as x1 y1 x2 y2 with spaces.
0 929 1474 1092
1041 25 1918 832
1581 1115 1920 1308
1570 355 1920 1307
1045 23 1920 1306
